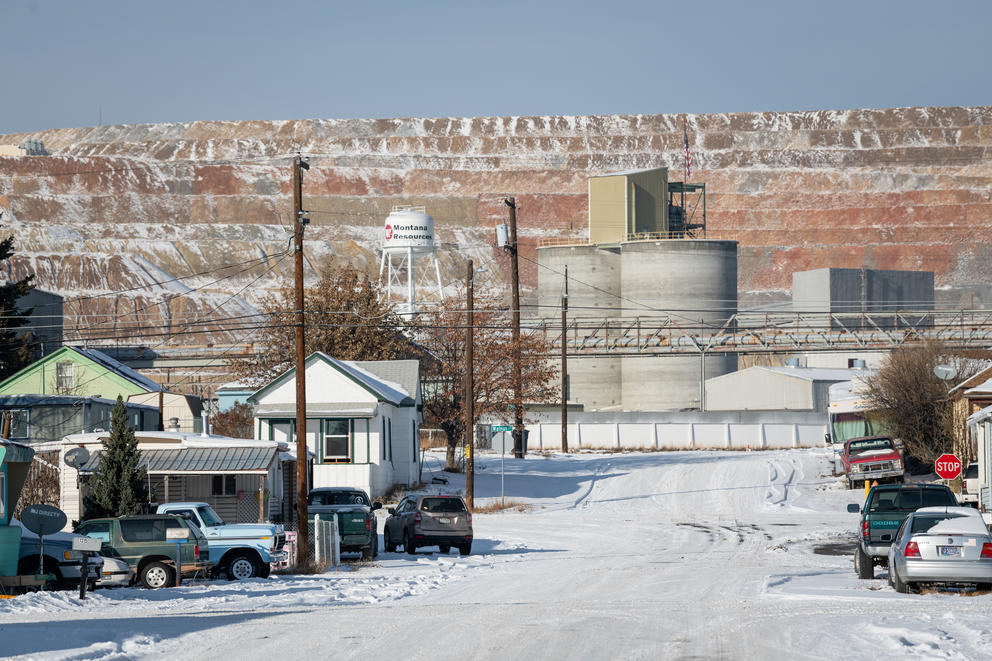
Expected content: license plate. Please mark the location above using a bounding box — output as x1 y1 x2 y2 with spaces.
438 517 451 524
939 546 962 557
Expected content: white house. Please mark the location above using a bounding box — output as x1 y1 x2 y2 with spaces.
249 354 422 500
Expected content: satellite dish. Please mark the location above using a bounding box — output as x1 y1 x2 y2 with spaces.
65 447 91 469
21 504 68 536
933 365 958 381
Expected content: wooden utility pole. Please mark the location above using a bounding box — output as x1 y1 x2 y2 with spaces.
464 259 475 508
293 154 310 562
505 198 525 459
561 265 568 453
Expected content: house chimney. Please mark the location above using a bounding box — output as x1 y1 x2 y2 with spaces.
167 417 180 432
201 411 210 437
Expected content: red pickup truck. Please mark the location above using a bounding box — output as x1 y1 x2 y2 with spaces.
841 435 905 489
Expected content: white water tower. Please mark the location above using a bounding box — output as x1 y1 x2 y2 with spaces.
378 206 444 314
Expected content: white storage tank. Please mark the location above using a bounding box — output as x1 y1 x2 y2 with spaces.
537 244 622 410
619 239 738 411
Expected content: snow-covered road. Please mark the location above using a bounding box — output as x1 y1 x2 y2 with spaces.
4 449 992 660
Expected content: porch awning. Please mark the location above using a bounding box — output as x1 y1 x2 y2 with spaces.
79 446 278 475
254 403 377 418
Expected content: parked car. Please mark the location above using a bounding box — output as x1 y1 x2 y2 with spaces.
14 519 104 591
384 494 472 556
95 554 134 588
156 502 286 580
887 506 992 593
959 463 980 508
848 483 957 579
841 435 904 489
307 488 381 560
75 515 212 589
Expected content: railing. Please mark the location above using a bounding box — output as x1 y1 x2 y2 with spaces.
536 236 590 248
527 309 992 357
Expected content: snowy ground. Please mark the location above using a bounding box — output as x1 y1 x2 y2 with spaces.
4 448 992 660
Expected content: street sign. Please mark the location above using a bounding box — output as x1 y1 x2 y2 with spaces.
492 425 513 433
935 453 962 480
21 504 68 536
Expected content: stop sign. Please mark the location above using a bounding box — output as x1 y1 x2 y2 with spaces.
935 453 962 480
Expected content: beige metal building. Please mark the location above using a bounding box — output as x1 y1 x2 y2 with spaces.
588 167 668 244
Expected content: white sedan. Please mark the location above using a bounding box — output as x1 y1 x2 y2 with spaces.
95 555 134 588
887 506 992 593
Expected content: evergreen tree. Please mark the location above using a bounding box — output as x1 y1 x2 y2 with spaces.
0 226 37 381
85 397 148 518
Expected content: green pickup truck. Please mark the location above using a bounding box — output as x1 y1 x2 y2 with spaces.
76 515 213 588
847 483 957 579
307 487 382 560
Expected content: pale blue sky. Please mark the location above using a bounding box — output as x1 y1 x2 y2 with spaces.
4 0 990 134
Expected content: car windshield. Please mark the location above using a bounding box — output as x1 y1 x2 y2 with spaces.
421 497 466 513
849 438 893 452
911 514 963 534
197 506 225 527
309 491 370 506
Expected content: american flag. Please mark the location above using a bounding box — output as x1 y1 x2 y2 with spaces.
683 118 691 181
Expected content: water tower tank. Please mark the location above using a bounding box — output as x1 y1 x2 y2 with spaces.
383 207 436 256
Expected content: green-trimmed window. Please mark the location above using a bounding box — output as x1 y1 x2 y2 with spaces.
323 419 352 463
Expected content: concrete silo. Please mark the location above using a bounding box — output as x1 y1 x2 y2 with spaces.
619 239 738 410
537 244 622 410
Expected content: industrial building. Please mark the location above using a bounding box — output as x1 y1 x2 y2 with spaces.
704 366 869 413
537 167 736 411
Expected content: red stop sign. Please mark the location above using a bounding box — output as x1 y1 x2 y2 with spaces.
935 453 962 480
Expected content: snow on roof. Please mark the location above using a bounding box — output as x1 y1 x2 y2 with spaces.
964 376 992 397
215 380 255 392
59 430 282 449
311 353 413 406
914 508 991 537
74 347 163 392
758 366 871 382
968 403 992 425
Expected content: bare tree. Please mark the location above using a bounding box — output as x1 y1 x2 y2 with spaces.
412 293 559 470
866 342 985 465
211 402 255 439
231 265 421 386
14 453 60 517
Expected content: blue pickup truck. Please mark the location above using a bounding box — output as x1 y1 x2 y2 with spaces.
156 502 286 580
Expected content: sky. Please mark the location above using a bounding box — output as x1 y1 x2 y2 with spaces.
3 0 991 135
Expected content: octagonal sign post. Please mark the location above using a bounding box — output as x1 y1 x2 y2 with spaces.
935 453 962 480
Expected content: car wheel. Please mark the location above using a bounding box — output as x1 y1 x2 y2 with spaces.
892 565 911 594
384 528 397 552
372 534 379 558
404 529 416 555
458 542 472 556
439 544 451 554
227 552 262 580
361 543 374 561
847 478 854 490
141 561 175 589
976 582 992 592
258 563 271 579
855 545 874 579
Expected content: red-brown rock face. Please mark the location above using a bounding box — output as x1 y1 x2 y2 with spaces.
1 106 990 347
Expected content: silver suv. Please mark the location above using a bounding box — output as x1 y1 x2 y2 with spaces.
384 495 473 556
